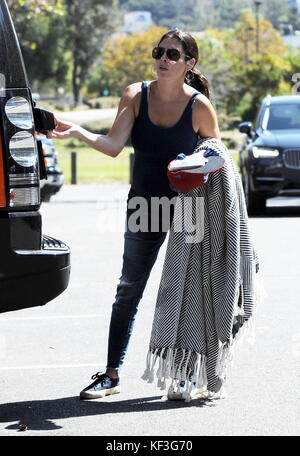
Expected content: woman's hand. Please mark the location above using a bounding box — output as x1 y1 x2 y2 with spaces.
47 118 81 140
45 82 139 156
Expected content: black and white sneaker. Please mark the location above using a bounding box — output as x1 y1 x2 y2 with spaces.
80 372 120 399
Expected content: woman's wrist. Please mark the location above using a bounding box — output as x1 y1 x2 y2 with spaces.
74 126 107 153
74 125 86 139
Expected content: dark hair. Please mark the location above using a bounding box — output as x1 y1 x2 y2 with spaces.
158 28 210 99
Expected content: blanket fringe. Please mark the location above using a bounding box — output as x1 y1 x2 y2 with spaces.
141 348 159 383
141 347 208 399
142 313 256 400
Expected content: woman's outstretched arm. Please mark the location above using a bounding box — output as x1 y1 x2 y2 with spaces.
47 83 141 157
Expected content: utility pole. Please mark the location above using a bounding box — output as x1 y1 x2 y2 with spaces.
254 1 262 54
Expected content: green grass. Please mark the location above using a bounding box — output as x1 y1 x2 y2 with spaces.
55 138 133 184
54 130 240 184
84 96 119 109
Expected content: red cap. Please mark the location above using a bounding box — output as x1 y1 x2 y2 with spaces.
167 164 207 192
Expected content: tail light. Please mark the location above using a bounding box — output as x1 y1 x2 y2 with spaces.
0 89 40 209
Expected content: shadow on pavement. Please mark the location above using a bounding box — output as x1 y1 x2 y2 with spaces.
1 395 215 432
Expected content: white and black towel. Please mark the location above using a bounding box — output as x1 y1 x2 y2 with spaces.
142 137 263 400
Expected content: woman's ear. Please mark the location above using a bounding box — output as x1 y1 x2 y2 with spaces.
186 58 196 69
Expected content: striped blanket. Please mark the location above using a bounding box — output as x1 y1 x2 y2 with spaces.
142 137 261 400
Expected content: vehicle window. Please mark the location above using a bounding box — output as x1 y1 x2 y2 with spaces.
263 103 300 130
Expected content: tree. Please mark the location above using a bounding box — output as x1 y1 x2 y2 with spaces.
172 0 219 31
212 0 252 29
120 0 295 32
286 47 300 94
22 14 69 91
213 0 292 30
194 28 236 127
225 10 288 61
7 0 63 14
261 0 291 30
234 53 291 119
7 1 68 90
121 0 180 28
64 0 118 105
225 11 291 119
93 26 167 96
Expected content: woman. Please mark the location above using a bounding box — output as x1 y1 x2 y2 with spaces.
48 28 221 399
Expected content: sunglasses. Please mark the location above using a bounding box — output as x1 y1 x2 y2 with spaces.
152 46 189 62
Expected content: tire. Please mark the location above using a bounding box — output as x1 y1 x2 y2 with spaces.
243 174 266 216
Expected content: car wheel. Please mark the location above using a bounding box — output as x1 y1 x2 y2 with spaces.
243 174 266 216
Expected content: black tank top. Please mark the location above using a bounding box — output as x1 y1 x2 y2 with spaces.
129 81 200 200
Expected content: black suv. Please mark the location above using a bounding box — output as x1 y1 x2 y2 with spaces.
238 94 300 215
0 0 70 313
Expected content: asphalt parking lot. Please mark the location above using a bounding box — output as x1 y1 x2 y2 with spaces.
0 185 300 437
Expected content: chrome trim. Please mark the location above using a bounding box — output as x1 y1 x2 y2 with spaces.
9 186 39 207
9 173 38 186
